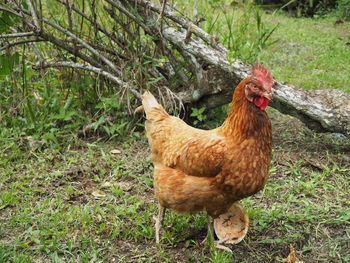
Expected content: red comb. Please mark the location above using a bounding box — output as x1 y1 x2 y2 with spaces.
252 64 273 92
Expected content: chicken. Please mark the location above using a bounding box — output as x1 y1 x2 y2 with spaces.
142 64 273 250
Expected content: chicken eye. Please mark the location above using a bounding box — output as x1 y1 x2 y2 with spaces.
246 83 257 89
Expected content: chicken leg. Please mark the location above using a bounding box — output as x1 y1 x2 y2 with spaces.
153 204 165 243
202 215 232 253
201 215 215 245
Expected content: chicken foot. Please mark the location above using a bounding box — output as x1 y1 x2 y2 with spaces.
215 238 232 253
201 215 232 253
154 208 232 252
153 204 166 243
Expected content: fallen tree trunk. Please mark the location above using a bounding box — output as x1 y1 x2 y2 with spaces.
2 0 349 137
271 83 350 136
130 0 350 137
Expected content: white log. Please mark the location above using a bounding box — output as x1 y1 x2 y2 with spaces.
160 24 350 137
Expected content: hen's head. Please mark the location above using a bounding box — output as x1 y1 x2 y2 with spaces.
244 64 274 110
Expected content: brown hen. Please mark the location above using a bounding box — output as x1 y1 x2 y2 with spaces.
142 64 273 250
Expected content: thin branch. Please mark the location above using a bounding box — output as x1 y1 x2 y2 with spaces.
104 0 154 36
42 18 118 73
5 5 105 70
87 41 126 60
0 6 24 18
25 0 41 31
1 4 37 30
54 0 125 49
65 0 74 33
158 0 167 20
104 6 134 38
64 0 78 62
62 38 125 60
132 0 227 55
0 39 43 51
29 42 45 63
161 25 247 78
0 32 35 38
37 30 103 69
33 61 141 99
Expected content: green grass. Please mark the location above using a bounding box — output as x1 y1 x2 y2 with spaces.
260 14 350 93
175 0 350 93
1 109 350 262
1 1 350 262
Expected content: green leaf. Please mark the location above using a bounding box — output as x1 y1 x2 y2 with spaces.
0 53 21 75
42 132 57 143
0 11 20 33
0 55 11 75
63 110 76 121
93 116 105 131
103 125 111 136
52 108 65 120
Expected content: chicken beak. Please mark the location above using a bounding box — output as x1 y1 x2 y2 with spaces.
262 92 272 101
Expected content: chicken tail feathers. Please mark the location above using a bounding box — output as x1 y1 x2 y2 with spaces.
142 91 168 120
142 91 159 110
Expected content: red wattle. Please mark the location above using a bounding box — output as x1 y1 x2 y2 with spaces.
254 97 269 110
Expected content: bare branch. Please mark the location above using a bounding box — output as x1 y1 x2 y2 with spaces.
25 0 41 31
86 41 123 58
0 39 43 51
3 4 105 70
65 0 74 33
132 0 227 55
54 0 125 49
104 6 134 38
1 4 37 30
37 30 103 69
42 18 119 73
0 5 105 68
33 61 141 99
0 32 35 38
29 42 45 62
161 25 248 79
158 0 167 20
104 0 154 36
0 6 24 18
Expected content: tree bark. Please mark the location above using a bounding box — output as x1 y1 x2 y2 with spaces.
1 0 349 137
130 0 350 137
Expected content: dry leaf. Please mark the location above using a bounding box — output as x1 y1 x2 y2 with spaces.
110 149 122 154
102 182 112 187
91 189 106 198
33 90 43 104
116 181 133 191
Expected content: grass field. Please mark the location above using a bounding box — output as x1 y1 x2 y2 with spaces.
1 108 350 263
176 1 350 93
260 14 350 93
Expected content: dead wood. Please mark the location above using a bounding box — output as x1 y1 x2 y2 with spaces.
1 0 349 137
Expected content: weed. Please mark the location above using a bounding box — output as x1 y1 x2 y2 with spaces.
334 0 350 20
1 1 349 263
198 2 279 63
190 107 207 125
260 14 350 93
1 124 349 262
